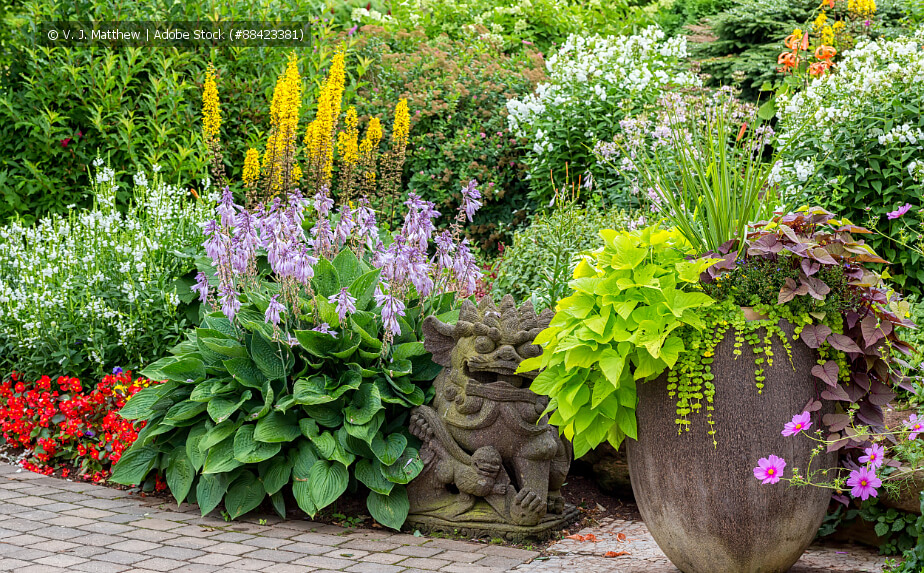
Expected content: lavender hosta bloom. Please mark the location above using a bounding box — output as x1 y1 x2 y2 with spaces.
753 455 786 485
203 220 228 262
781 412 812 437
293 246 318 285
314 188 334 217
402 193 440 251
312 322 338 336
355 198 378 245
859 444 885 469
452 238 480 295
434 230 455 272
218 282 242 321
846 467 882 500
375 284 407 337
190 272 210 303
334 203 355 245
311 217 335 257
460 180 482 222
265 295 286 326
408 254 435 298
329 287 358 324
217 187 238 227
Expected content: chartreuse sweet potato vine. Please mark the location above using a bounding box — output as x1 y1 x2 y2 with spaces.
517 226 717 457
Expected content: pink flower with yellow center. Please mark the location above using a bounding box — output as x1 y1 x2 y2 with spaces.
754 455 786 485
782 411 812 437
847 467 882 500
906 414 923 440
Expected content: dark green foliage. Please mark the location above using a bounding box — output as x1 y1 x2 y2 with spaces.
352 29 545 251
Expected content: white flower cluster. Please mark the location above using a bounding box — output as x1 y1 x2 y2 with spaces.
0 159 214 374
773 29 924 204
506 27 696 146
351 7 392 23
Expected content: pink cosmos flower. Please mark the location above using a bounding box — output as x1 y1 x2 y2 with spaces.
858 444 885 469
905 414 923 440
754 455 786 484
846 467 882 500
782 412 812 437
887 203 912 219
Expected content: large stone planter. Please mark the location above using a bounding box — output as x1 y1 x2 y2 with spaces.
626 320 837 573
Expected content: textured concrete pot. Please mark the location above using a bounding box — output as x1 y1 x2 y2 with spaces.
626 320 837 573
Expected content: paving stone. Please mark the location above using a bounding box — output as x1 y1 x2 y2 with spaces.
207 542 259 556
437 550 485 563
96 550 150 565
441 565 507 573
108 540 163 552
0 546 53 561
80 521 136 535
25 525 85 540
166 524 222 538
131 557 190 571
3 533 49 546
393 544 446 558
243 548 304 562
63 545 110 559
126 519 183 531
419 538 481 552
35 553 89 567
400 557 454 570
0 518 43 532
477 545 539 560
120 528 181 542
15 564 67 573
240 536 292 549
223 557 277 570
0 558 30 571
292 555 358 569
280 541 333 555
290 532 349 546
367 552 412 566
37 501 83 512
345 562 404 573
472 555 525 569
163 536 219 550
62 508 116 519
72 533 129 547
24 539 81 552
144 545 206 560
262 565 311 573
190 553 242 566
46 515 95 527
324 547 370 559
70 562 132 573
341 538 402 552
211 531 255 542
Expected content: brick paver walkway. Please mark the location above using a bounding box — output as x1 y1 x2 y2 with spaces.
0 463 537 573
514 517 889 573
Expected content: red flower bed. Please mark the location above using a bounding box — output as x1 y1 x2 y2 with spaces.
0 369 158 482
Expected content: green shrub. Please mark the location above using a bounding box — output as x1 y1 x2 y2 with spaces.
772 29 924 293
0 0 352 222
0 159 212 380
490 202 635 310
352 28 545 251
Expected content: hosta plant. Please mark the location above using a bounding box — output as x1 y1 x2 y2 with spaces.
110 185 482 529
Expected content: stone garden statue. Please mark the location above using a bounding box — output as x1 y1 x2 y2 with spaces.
406 295 577 540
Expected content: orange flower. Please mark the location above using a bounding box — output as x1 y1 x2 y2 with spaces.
801 32 810 51
808 61 832 76
815 45 837 60
778 52 799 68
785 34 800 50
736 123 748 142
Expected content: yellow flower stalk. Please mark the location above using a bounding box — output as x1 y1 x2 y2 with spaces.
242 148 260 187
262 52 303 195
202 63 221 143
338 107 360 168
392 98 410 151
304 45 348 188
812 11 827 32
848 0 876 17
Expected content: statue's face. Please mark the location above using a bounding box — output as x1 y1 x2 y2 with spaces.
452 315 543 388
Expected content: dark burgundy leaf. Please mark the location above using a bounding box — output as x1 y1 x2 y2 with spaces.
810 247 838 265
821 384 851 401
802 276 831 300
868 380 896 406
718 240 736 255
811 361 839 386
801 258 820 277
827 436 850 452
845 311 860 329
822 413 851 432
851 372 870 391
827 333 862 354
856 400 884 427
803 398 823 412
800 324 832 349
860 315 886 347
778 277 809 304
844 382 866 402
893 341 914 355
832 494 850 507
